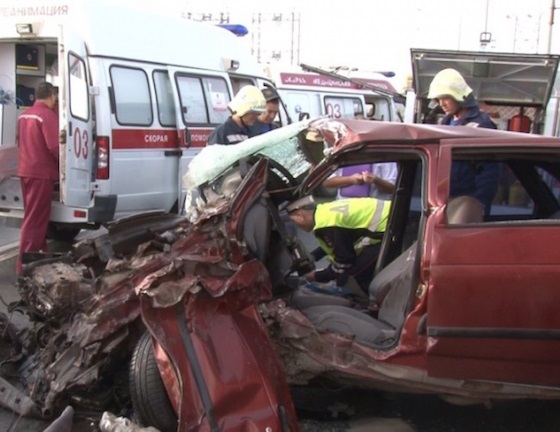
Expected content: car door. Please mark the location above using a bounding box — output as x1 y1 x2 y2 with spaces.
426 142 560 386
59 27 94 208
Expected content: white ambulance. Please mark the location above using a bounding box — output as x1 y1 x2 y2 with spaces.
0 1 277 239
264 64 403 124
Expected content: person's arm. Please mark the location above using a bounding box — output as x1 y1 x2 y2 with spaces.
362 172 395 194
474 162 500 213
313 227 358 286
311 246 326 261
43 111 59 162
365 162 398 194
206 128 219 145
322 173 365 189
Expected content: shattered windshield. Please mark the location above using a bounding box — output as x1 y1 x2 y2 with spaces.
182 119 314 190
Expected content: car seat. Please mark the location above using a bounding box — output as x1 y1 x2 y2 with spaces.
301 242 418 347
296 196 482 348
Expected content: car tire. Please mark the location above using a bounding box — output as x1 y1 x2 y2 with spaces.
129 331 178 432
46 224 81 242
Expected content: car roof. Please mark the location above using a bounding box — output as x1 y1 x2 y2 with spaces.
322 119 560 151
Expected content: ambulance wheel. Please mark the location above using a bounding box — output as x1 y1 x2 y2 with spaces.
129 331 178 432
46 224 81 242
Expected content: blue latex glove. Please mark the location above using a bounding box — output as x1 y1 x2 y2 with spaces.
304 282 352 297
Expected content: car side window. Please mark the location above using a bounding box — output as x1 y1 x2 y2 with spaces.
175 75 231 126
204 77 231 124
110 66 153 126
68 52 89 121
448 150 560 225
153 71 176 127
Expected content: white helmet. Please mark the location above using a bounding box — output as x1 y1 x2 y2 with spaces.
228 85 266 117
428 68 473 102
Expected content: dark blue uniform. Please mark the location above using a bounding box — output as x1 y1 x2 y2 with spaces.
441 100 500 214
248 119 279 137
207 117 251 145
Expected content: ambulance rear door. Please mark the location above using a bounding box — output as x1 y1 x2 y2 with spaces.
59 26 94 208
321 93 366 119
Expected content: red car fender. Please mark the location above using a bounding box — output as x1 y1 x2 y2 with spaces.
140 262 299 432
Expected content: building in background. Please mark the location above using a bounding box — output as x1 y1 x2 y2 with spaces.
250 12 301 65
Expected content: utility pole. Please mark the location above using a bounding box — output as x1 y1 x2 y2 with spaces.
547 0 558 54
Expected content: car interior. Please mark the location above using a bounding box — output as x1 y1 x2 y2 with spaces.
283 153 426 349
281 148 560 350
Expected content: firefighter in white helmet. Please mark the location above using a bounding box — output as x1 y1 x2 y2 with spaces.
428 68 495 128
207 85 266 145
428 68 499 215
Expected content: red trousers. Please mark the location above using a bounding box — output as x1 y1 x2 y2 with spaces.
16 177 54 274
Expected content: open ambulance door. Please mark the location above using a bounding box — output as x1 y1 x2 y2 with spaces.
167 67 190 213
321 94 365 120
59 26 94 208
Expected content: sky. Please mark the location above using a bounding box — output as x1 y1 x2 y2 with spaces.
113 0 558 87
9 0 558 88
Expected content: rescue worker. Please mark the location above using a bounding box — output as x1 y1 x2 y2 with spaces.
207 85 266 145
16 81 59 274
287 195 391 293
428 68 500 214
248 87 280 136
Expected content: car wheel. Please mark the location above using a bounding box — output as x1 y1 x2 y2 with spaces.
46 224 81 242
129 331 178 432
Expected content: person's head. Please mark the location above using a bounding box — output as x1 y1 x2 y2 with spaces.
36 81 58 110
286 195 317 232
228 85 266 127
428 68 475 118
258 87 280 124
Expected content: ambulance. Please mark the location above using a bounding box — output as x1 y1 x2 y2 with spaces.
264 63 403 124
0 1 279 239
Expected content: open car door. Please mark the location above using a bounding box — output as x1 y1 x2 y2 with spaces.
59 26 94 208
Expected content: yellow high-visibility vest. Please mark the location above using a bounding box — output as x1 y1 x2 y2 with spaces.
313 198 391 260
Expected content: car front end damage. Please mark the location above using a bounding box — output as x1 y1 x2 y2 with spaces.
4 118 560 429
0 157 301 431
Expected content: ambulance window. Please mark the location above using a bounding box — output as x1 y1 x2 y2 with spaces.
153 71 176 127
324 96 363 119
110 66 153 126
230 77 254 95
203 77 230 124
284 91 312 120
68 52 89 121
176 76 206 124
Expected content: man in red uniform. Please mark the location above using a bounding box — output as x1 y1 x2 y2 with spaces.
16 81 59 274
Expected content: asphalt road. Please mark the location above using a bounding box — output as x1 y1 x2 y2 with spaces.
0 222 559 431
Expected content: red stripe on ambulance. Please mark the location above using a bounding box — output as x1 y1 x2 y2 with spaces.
112 129 212 149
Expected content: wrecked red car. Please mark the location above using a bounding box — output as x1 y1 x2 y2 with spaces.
2 118 560 431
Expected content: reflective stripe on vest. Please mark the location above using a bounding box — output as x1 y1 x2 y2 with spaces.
313 198 391 259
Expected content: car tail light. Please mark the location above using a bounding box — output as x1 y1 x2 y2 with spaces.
96 136 110 180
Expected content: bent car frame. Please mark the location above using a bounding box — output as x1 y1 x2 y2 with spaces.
1 118 560 431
